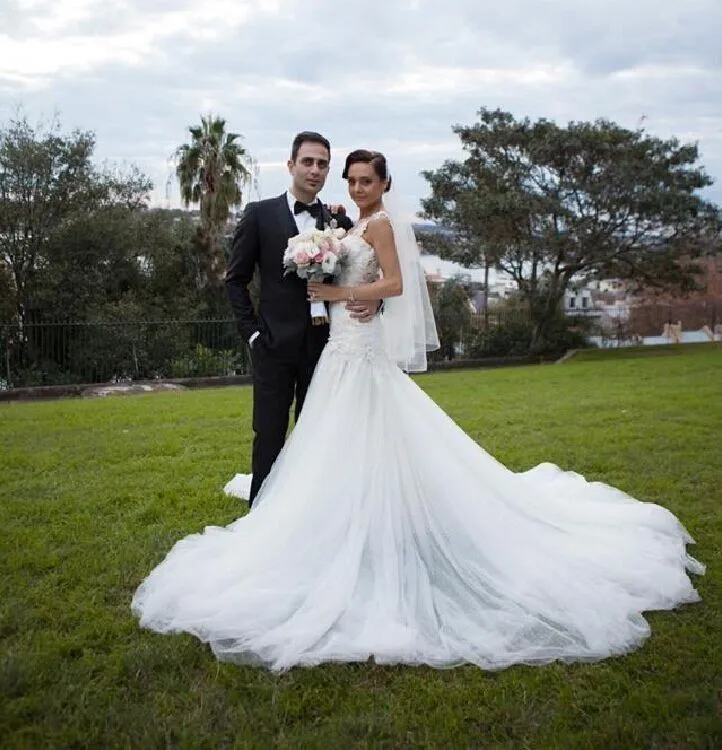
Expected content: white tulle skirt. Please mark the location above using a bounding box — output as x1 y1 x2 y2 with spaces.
131 345 704 672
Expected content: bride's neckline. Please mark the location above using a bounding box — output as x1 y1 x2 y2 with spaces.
357 207 386 220
353 209 388 230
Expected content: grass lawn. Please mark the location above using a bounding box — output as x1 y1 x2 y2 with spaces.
1 345 720 749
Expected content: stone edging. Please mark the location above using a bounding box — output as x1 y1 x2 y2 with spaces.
0 354 562 403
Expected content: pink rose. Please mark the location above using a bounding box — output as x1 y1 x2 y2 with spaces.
313 250 324 262
296 250 310 265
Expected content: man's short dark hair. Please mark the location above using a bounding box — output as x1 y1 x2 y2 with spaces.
291 131 331 161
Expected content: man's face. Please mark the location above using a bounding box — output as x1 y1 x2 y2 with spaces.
288 141 330 198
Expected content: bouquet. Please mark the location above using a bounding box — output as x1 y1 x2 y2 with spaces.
283 221 347 325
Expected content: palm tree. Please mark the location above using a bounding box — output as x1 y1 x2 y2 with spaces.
174 115 251 271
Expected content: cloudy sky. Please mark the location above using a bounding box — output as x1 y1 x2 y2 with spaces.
2 0 721 221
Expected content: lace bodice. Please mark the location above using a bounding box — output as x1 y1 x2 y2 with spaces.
335 211 387 286
325 211 388 360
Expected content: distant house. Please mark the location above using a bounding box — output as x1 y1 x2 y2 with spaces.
423 268 445 285
487 275 517 303
564 288 593 313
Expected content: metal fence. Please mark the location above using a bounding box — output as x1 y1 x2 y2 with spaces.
0 318 251 390
0 313 533 390
1 305 718 390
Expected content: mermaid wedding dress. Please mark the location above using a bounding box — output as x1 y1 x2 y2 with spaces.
132 212 703 671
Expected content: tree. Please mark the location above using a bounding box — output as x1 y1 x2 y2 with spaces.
138 209 233 319
422 108 720 351
0 115 151 324
418 228 494 329
0 260 13 321
174 114 251 277
0 114 155 386
428 278 474 360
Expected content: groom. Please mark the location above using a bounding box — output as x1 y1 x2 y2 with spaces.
226 131 376 504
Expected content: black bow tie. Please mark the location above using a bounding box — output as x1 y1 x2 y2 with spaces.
294 200 323 219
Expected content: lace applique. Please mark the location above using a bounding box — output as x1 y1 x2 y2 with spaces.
323 337 385 362
337 235 380 287
350 210 391 238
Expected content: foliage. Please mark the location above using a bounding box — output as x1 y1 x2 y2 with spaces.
174 114 251 270
0 261 14 320
169 343 241 378
427 278 474 360
422 108 721 350
1 316 249 388
427 278 593 360
0 115 151 322
468 310 592 358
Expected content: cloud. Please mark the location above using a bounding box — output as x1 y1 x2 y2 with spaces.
1 0 720 216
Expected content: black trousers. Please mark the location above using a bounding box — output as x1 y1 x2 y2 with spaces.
248 332 324 504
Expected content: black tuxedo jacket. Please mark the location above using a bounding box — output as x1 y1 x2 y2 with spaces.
226 193 354 359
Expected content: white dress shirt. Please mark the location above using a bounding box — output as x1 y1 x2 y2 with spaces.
286 190 320 235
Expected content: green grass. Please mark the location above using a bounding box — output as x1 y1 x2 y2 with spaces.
1 346 720 749
569 341 720 362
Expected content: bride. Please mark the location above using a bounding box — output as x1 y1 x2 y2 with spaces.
132 149 704 672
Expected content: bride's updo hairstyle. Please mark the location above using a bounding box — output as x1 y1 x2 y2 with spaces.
342 149 392 192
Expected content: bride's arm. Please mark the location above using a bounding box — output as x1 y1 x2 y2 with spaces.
307 217 402 302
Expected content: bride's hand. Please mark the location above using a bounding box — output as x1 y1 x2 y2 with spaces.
307 281 345 302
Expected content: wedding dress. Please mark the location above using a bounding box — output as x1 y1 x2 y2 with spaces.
131 212 703 672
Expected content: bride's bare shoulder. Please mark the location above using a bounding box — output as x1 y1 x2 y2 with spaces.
359 211 391 237
368 210 391 226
